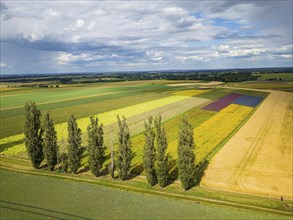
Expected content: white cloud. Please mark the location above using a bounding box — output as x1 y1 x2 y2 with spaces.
176 55 210 62
56 52 70 64
274 54 293 59
0 62 11 68
47 8 58 17
75 19 85 28
212 40 268 58
0 1 292 74
280 54 293 59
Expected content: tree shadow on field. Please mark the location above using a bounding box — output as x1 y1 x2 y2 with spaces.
80 147 87 159
104 153 111 161
100 164 110 176
165 158 178 187
78 165 90 174
123 162 144 180
39 163 48 170
194 159 209 186
131 163 144 176
99 154 112 176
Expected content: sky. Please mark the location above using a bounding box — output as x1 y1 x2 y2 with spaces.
0 0 292 75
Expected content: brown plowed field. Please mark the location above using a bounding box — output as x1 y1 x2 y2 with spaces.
202 91 293 199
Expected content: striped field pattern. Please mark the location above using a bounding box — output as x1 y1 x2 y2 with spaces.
0 83 267 175
1 95 209 156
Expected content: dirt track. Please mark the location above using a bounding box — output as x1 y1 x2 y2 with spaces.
202 91 293 199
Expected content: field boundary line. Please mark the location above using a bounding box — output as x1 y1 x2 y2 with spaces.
0 164 292 217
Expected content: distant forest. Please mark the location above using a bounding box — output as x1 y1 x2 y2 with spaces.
1 67 292 86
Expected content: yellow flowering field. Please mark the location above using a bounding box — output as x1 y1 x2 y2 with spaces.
1 144 25 157
0 134 24 146
167 104 253 162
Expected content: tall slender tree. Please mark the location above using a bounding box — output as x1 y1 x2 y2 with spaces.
109 127 115 179
87 116 105 177
60 152 68 173
42 112 58 171
116 115 132 180
177 116 196 190
155 115 169 187
67 114 82 174
143 117 157 186
24 102 44 168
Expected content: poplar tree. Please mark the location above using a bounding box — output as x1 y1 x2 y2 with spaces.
42 112 58 171
143 117 157 186
155 115 169 187
87 116 105 177
67 114 82 174
60 152 68 173
24 102 44 168
108 127 115 179
177 116 196 190
116 115 132 180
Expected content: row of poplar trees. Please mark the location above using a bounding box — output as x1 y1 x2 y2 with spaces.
143 116 196 189
24 102 197 190
24 102 132 181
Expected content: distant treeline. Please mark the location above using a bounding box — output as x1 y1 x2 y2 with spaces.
1 67 292 85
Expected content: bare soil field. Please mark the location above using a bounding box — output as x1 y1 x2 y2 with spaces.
202 91 293 199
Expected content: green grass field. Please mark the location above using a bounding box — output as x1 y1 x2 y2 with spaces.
0 169 289 220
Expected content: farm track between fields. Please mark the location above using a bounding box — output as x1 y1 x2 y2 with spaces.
0 159 292 217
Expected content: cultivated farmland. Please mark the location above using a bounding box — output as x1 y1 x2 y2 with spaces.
202 91 293 199
2 80 292 217
0 81 266 170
